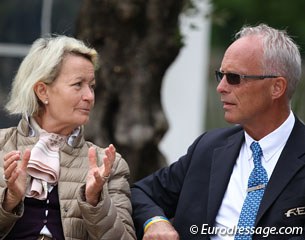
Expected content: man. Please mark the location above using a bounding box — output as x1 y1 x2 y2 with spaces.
131 23 305 240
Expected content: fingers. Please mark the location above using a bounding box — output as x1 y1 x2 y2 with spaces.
3 149 31 177
105 144 116 165
4 151 20 167
19 149 31 171
103 144 116 177
88 146 98 169
3 151 20 180
108 144 116 156
87 144 116 181
3 149 30 184
4 151 20 161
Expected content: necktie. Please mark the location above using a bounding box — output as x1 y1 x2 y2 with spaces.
235 141 268 239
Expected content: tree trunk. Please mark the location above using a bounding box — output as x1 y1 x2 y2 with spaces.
76 0 185 182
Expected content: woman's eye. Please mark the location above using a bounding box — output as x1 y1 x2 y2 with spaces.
73 82 82 87
90 84 96 90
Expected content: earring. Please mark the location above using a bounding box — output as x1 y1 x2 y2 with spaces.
44 100 49 105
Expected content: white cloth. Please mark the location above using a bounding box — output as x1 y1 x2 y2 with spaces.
26 119 66 200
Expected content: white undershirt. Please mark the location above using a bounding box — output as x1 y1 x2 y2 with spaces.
211 111 295 240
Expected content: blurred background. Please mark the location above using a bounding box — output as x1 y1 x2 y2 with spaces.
0 0 305 182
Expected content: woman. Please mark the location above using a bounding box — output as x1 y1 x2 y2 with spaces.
0 36 136 239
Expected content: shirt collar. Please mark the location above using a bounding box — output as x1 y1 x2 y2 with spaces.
244 111 295 162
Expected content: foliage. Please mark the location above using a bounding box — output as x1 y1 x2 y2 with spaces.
211 0 305 52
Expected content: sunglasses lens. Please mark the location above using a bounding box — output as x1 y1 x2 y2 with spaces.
215 71 224 82
215 71 241 85
226 73 240 85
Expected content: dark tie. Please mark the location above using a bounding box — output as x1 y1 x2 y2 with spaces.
235 141 268 240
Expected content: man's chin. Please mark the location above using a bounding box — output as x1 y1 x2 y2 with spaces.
224 114 239 125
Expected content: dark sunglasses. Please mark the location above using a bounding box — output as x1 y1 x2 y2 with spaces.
215 70 279 85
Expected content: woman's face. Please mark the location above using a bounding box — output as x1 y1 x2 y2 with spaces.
41 54 96 135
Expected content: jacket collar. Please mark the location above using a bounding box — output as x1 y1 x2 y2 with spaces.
207 128 244 226
17 117 86 155
256 117 305 224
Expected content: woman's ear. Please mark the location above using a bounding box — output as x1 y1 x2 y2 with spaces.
271 77 287 99
34 81 48 104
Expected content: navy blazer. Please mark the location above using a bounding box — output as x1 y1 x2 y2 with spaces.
131 117 305 240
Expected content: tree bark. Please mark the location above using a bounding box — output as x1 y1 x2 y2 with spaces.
76 0 185 182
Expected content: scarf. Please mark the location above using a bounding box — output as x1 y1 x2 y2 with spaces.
26 118 66 200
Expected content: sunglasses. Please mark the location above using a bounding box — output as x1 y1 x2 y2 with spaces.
215 70 279 85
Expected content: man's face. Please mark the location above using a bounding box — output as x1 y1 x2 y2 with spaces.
216 36 275 129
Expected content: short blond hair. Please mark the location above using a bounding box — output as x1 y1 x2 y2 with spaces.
5 35 98 116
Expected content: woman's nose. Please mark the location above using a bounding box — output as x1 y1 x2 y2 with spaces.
82 86 95 102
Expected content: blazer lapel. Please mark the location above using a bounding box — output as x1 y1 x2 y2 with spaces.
256 118 305 224
207 130 245 226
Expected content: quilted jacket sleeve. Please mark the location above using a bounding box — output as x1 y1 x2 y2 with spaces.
77 154 136 240
0 127 24 239
0 188 24 239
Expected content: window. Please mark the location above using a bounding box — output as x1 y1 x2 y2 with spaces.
0 0 82 127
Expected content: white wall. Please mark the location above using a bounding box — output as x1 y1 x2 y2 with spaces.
160 0 211 164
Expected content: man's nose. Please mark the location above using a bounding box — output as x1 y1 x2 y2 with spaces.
216 75 230 94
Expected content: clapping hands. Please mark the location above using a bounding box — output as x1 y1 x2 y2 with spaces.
85 144 116 206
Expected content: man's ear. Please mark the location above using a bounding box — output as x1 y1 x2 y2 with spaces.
271 77 287 99
33 81 48 104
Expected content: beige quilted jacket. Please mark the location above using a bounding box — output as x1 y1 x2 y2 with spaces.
0 118 136 240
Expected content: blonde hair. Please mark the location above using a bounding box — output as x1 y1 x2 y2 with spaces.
5 35 98 116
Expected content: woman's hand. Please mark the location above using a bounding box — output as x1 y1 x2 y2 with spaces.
85 144 116 206
3 149 31 212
